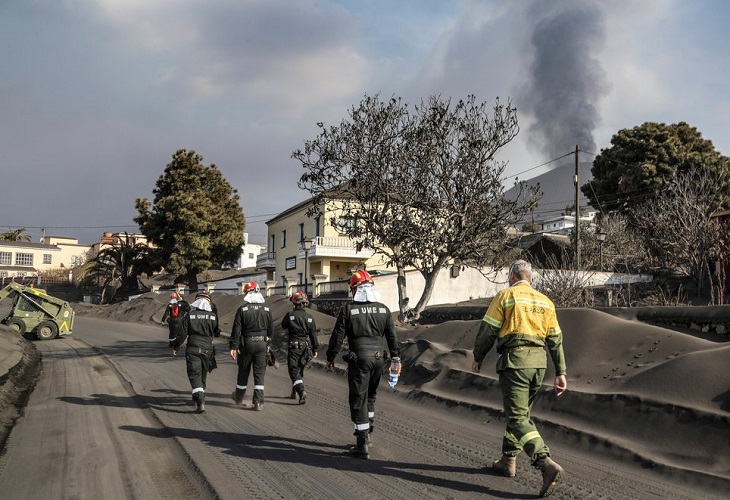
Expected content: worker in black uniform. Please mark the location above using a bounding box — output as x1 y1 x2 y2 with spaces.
162 291 190 347
326 269 400 459
229 281 273 411
281 291 319 404
172 290 219 413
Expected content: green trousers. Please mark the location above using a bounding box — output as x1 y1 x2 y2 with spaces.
499 367 550 463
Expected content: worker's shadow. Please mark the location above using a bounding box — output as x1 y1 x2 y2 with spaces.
59 391 199 415
120 424 533 499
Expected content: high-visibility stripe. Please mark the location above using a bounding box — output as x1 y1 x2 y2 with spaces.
519 430 541 447
254 385 264 390
293 380 303 386
483 316 502 328
192 387 205 394
236 384 247 390
354 423 370 431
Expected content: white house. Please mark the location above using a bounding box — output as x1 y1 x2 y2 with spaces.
224 233 265 270
538 210 597 235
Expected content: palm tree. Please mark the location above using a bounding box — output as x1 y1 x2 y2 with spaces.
77 233 153 303
0 228 31 241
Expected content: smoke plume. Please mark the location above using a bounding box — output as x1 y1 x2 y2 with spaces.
519 2 610 159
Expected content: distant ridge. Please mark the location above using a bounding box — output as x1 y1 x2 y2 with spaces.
505 161 594 219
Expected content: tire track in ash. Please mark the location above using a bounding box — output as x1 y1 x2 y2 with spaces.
283 366 475 499
69 337 216 499
192 391 392 500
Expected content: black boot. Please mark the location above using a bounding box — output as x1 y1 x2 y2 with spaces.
194 392 205 413
297 385 307 404
349 431 369 459
231 388 246 405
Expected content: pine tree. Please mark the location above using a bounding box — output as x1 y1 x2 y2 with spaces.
135 149 246 291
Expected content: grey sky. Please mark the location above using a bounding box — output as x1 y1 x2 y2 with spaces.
1 0 728 245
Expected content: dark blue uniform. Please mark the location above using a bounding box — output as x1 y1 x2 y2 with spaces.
230 302 273 408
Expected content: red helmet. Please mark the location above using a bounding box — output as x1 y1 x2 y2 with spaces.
348 269 373 289
291 290 308 305
243 281 259 293
170 292 180 300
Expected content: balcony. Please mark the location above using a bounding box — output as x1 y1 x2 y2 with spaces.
256 251 276 269
298 236 375 260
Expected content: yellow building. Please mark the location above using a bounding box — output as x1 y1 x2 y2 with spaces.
257 197 393 297
0 236 91 280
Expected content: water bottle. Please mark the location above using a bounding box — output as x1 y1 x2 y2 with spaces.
388 357 401 391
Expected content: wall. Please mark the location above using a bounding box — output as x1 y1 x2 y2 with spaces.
369 267 652 312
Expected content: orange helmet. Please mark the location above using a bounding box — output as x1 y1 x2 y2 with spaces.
348 269 373 290
291 290 308 305
243 281 259 293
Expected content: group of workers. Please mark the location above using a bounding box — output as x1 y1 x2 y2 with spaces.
162 259 567 498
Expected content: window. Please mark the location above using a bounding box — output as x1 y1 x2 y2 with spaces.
0 252 10 265
248 252 254 259
43 254 52 265
15 253 33 266
336 216 357 235
298 223 305 243
280 230 287 248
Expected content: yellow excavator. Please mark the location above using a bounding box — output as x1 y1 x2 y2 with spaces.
0 282 75 340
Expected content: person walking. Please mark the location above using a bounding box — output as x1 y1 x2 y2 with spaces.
161 292 190 347
325 270 400 459
229 281 273 411
171 290 219 413
281 291 319 404
471 259 567 498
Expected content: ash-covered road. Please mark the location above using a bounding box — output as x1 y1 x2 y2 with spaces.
0 317 724 499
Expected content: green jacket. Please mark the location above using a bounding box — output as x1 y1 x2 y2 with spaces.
473 282 566 375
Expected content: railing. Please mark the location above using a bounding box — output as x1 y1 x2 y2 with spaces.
268 285 287 296
315 280 350 295
256 251 277 268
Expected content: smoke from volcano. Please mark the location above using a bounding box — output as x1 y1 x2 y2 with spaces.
519 2 610 160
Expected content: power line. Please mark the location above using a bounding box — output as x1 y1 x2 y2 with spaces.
500 151 576 184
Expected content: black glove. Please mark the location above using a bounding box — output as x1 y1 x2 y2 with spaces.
342 351 358 364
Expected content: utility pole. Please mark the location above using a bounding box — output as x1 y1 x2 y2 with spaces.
574 145 581 270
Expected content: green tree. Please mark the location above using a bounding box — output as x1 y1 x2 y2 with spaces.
134 149 246 291
294 94 538 321
0 228 31 241
77 233 154 303
582 121 730 213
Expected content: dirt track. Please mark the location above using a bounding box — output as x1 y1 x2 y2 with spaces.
0 316 727 499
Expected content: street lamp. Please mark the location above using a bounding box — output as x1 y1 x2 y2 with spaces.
596 231 607 271
301 238 313 293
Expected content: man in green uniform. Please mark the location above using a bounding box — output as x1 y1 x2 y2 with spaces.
472 259 567 498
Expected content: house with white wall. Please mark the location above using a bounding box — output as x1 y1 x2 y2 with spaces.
0 236 91 279
538 210 597 235
223 233 265 270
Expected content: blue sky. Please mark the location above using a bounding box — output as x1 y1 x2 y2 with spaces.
1 0 728 245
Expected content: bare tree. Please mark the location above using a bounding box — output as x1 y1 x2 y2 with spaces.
294 94 538 321
572 213 648 272
634 167 728 297
533 254 595 308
